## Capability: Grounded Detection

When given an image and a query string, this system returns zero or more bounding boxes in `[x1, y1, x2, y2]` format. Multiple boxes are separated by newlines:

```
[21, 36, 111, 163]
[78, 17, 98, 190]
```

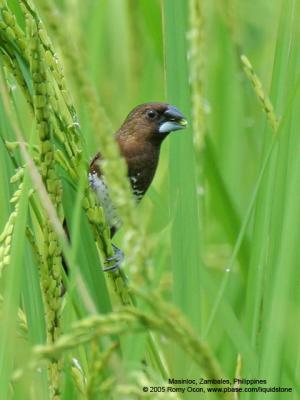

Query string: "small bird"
[89, 102, 187, 271]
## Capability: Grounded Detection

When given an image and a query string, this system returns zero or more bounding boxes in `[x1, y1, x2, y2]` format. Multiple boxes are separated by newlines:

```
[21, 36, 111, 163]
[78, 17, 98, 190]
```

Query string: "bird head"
[117, 102, 188, 144]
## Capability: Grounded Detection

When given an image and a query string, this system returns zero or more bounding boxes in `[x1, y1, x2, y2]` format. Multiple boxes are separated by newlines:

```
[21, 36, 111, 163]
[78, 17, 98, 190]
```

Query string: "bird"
[88, 102, 188, 271]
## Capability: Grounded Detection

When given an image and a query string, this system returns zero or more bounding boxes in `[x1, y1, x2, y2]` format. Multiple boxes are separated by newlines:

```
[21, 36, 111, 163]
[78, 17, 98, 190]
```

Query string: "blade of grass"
[0, 168, 30, 400]
[257, 3, 300, 395]
[162, 0, 202, 333]
[243, 0, 296, 359]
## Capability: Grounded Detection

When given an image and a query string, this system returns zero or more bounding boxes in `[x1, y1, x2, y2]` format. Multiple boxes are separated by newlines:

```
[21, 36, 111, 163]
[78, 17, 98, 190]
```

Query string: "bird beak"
[158, 105, 188, 133]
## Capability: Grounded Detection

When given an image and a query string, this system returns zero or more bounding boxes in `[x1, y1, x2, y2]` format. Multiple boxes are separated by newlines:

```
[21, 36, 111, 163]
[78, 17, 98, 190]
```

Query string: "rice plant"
[0, 0, 299, 399]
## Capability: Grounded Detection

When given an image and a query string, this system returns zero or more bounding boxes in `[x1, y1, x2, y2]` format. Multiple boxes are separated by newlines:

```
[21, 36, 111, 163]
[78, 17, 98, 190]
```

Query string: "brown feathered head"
[116, 102, 188, 143]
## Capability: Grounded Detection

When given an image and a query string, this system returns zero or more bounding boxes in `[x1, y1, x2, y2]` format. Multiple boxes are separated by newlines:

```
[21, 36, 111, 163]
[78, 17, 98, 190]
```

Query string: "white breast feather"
[89, 172, 121, 229]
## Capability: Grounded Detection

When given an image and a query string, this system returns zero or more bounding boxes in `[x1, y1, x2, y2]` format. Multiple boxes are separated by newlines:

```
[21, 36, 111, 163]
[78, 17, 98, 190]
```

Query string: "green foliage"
[0, 0, 300, 399]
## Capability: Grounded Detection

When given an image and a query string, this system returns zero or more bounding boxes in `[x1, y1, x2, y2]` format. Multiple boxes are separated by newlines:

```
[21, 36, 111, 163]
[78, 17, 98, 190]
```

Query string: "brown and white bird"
[89, 102, 187, 270]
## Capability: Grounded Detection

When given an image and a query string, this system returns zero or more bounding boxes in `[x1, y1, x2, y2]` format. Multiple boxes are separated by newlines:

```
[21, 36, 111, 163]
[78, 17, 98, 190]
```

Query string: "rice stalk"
[188, 0, 207, 150]
[241, 54, 279, 132]
[25, 7, 64, 397]
[0, 179, 23, 275]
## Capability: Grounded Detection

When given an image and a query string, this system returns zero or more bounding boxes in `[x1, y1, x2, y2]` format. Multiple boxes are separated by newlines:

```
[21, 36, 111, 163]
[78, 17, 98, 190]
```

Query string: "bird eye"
[146, 110, 158, 120]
